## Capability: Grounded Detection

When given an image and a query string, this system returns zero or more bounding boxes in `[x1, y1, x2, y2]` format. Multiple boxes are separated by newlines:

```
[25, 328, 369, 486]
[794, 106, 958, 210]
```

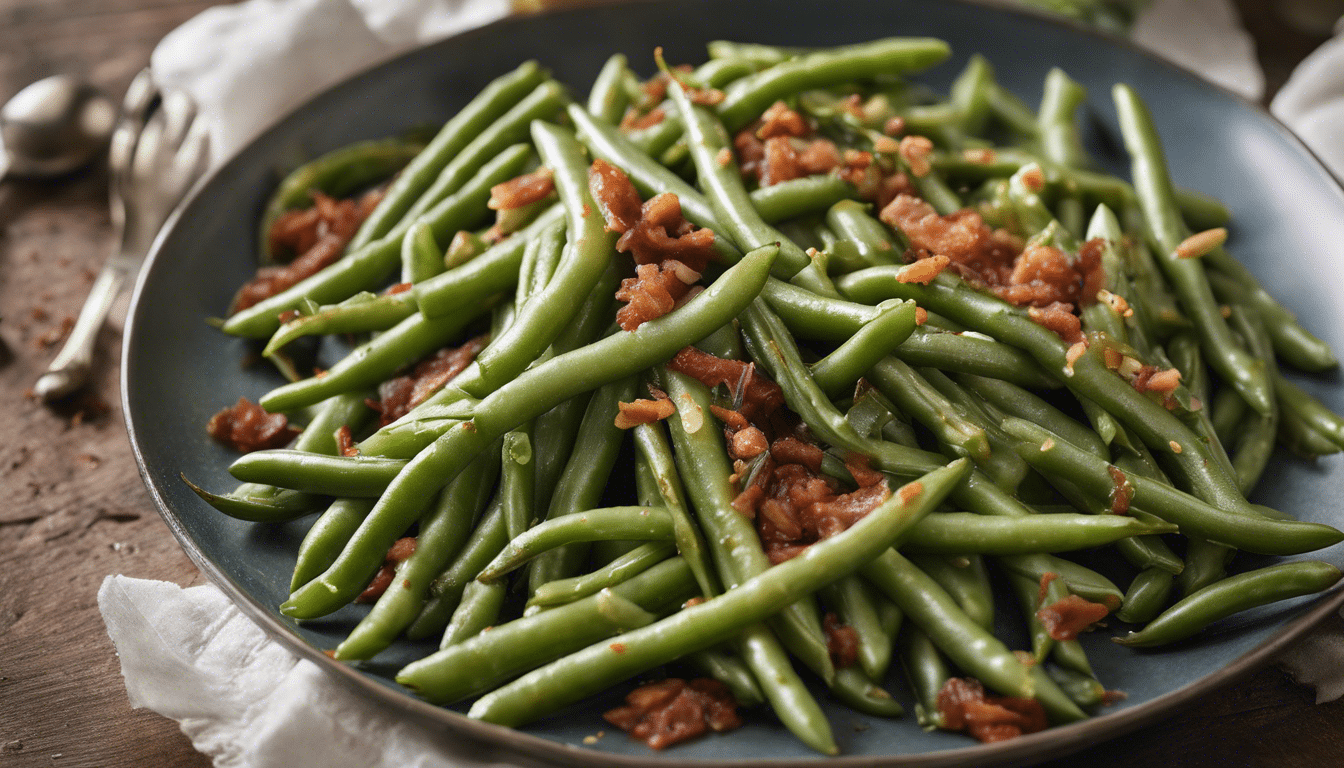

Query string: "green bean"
[808, 299, 918, 398]
[263, 293, 417, 356]
[350, 62, 548, 249]
[1037, 68, 1089, 169]
[1203, 256, 1337, 372]
[261, 134, 430, 261]
[907, 554, 994, 632]
[999, 553, 1125, 611]
[399, 558, 698, 704]
[1178, 537, 1234, 596]
[825, 200, 899, 268]
[831, 667, 905, 718]
[587, 53, 631, 125]
[415, 204, 563, 319]
[1116, 561, 1342, 647]
[334, 450, 498, 660]
[461, 122, 617, 397]
[1114, 84, 1272, 416]
[1007, 570, 1059, 664]
[950, 54, 994, 136]
[662, 370, 837, 685]
[917, 368, 1030, 491]
[400, 219, 443, 284]
[631, 422, 720, 594]
[955, 372, 1107, 459]
[1276, 374, 1344, 452]
[899, 625, 951, 731]
[228, 451, 405, 497]
[706, 40, 807, 66]
[716, 37, 951, 131]
[667, 74, 834, 295]
[903, 512, 1176, 555]
[182, 476, 321, 524]
[820, 575, 894, 681]
[987, 82, 1041, 136]
[467, 459, 968, 732]
[259, 302, 489, 414]
[1003, 418, 1344, 555]
[528, 541, 676, 608]
[1279, 399, 1344, 458]
[406, 497, 509, 639]
[1117, 567, 1176, 625]
[863, 548, 1034, 699]
[1223, 305, 1280, 493]
[867, 357, 991, 461]
[439, 580, 507, 649]
[749, 175, 857, 224]
[478, 506, 672, 582]
[499, 427, 536, 543]
[223, 143, 536, 339]
[291, 498, 375, 592]
[682, 647, 765, 708]
[528, 375, 635, 593]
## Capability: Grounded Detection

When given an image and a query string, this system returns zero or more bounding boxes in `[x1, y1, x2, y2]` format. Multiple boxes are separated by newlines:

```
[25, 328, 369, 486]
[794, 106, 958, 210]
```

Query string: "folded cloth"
[98, 575, 553, 768]
[1273, 29, 1344, 177]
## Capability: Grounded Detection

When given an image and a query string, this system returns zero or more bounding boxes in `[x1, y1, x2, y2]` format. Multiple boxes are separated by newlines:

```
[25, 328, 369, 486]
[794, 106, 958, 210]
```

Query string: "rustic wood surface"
[0, 2, 1341, 767]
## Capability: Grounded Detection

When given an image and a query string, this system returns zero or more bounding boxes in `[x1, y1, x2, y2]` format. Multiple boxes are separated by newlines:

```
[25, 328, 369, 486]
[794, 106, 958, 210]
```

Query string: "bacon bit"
[1220, 304, 1232, 319]
[336, 425, 358, 457]
[669, 348, 785, 422]
[240, 190, 381, 312]
[621, 106, 667, 131]
[385, 282, 413, 296]
[896, 254, 950, 284]
[278, 309, 301, 324]
[1169, 440, 1183, 454]
[914, 307, 928, 326]
[729, 426, 770, 459]
[823, 613, 860, 669]
[616, 263, 692, 331]
[898, 135, 934, 177]
[1175, 227, 1227, 259]
[1101, 689, 1129, 705]
[1020, 165, 1046, 192]
[603, 678, 742, 750]
[1013, 650, 1038, 667]
[1098, 289, 1133, 318]
[488, 167, 554, 210]
[1063, 339, 1088, 369]
[610, 643, 628, 654]
[872, 135, 901, 154]
[1103, 347, 1124, 370]
[313, 368, 328, 379]
[757, 101, 811, 139]
[207, 397, 300, 453]
[710, 404, 750, 431]
[883, 116, 907, 136]
[1030, 303, 1085, 345]
[770, 436, 824, 472]
[615, 397, 677, 429]
[1145, 367, 1183, 393]
[897, 480, 924, 505]
[1107, 466, 1134, 514]
[1037, 594, 1111, 641]
[936, 678, 1047, 743]
[963, 147, 997, 165]
[844, 452, 886, 488]
[373, 335, 486, 426]
[1037, 572, 1059, 605]
[356, 536, 418, 603]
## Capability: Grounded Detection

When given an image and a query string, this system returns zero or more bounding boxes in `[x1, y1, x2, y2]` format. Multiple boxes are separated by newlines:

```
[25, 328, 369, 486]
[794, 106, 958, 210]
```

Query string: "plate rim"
[121, 1, 1344, 765]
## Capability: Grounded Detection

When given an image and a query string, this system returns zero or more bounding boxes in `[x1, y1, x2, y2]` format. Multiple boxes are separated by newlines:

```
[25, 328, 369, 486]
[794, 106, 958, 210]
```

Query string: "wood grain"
[0, 2, 1340, 767]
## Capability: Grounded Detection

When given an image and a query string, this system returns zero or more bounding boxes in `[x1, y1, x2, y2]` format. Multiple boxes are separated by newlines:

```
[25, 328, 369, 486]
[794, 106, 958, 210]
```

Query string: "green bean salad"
[192, 37, 1344, 754]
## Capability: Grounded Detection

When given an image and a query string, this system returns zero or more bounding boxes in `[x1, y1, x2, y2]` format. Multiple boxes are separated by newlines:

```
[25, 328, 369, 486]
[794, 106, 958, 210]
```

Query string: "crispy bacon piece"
[356, 537, 417, 603]
[668, 347, 785, 422]
[603, 678, 742, 750]
[1037, 594, 1111, 641]
[621, 106, 667, 131]
[615, 397, 677, 429]
[238, 190, 382, 312]
[823, 612, 860, 669]
[335, 424, 358, 457]
[488, 167, 554, 210]
[756, 101, 810, 139]
[207, 397, 299, 453]
[936, 677, 1048, 743]
[1107, 466, 1134, 514]
[1027, 302, 1084, 344]
[372, 335, 486, 426]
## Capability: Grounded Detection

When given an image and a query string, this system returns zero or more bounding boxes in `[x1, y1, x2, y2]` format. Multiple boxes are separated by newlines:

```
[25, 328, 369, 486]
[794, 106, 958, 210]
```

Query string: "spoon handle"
[33, 255, 133, 402]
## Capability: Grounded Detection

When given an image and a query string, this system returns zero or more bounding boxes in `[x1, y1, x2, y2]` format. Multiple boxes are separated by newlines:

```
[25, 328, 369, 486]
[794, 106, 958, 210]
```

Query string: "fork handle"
[33, 256, 132, 402]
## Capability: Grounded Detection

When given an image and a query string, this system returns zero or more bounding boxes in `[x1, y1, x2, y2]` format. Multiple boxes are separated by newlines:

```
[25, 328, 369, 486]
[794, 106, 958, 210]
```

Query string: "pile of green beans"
[192, 39, 1344, 755]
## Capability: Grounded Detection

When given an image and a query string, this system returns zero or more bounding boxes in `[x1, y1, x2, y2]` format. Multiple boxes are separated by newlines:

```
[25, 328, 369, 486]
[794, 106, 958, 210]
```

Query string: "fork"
[34, 68, 210, 402]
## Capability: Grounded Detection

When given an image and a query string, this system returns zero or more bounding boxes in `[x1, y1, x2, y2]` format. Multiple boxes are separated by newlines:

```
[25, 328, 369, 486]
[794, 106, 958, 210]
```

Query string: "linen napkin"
[102, 0, 1344, 766]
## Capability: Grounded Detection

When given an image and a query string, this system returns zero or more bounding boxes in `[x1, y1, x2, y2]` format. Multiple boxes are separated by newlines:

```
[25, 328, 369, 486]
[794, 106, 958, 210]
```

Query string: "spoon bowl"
[0, 74, 117, 180]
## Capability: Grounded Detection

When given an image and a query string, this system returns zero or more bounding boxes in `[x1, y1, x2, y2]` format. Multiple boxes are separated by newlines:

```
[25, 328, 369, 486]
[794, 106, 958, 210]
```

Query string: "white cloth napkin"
[101, 1, 1344, 766]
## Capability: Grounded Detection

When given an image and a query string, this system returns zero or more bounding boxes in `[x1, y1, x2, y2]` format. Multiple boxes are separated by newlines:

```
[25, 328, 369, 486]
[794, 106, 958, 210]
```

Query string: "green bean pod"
[228, 451, 406, 497]
[528, 541, 676, 608]
[478, 506, 672, 582]
[1117, 567, 1176, 625]
[1116, 561, 1341, 647]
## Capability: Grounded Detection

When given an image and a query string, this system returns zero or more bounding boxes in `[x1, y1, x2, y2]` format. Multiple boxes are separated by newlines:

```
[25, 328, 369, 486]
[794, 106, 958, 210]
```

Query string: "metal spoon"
[0, 74, 117, 181]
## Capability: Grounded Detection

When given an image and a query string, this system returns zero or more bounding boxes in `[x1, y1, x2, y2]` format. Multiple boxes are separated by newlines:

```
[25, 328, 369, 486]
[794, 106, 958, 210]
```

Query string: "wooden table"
[1, 2, 1342, 766]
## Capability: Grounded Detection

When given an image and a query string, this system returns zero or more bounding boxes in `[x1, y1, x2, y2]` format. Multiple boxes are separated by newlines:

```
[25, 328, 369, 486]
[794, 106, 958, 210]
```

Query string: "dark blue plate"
[123, 0, 1344, 764]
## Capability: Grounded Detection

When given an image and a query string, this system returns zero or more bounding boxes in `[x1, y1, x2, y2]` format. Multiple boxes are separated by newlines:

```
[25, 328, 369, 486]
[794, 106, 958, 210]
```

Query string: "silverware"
[0, 74, 116, 181]
[34, 69, 210, 402]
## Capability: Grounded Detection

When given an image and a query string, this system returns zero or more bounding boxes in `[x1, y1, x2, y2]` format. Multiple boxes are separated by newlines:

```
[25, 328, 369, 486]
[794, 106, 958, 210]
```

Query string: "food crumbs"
[1169, 440, 1182, 454]
[716, 147, 732, 167]
[610, 642, 628, 654]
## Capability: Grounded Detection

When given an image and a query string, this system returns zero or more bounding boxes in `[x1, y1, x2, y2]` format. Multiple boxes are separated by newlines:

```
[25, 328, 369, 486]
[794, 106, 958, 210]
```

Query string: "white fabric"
[99, 576, 549, 768]
[102, 1, 1344, 766]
